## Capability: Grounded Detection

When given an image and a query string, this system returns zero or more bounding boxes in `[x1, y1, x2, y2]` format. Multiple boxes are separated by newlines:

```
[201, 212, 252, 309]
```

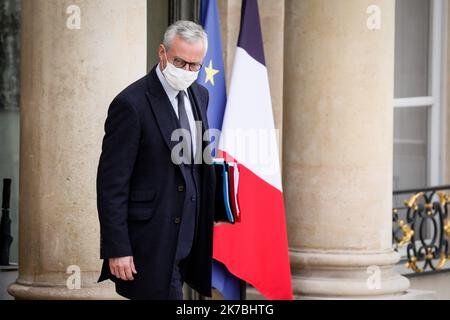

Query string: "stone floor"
[2, 269, 446, 300]
[0, 266, 17, 300]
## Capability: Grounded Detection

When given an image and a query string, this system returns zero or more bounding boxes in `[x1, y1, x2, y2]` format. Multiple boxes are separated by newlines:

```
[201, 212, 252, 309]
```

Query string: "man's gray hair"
[163, 20, 208, 56]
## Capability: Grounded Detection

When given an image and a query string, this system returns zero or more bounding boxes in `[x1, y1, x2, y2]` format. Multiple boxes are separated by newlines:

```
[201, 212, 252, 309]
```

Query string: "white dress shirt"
[156, 63, 198, 157]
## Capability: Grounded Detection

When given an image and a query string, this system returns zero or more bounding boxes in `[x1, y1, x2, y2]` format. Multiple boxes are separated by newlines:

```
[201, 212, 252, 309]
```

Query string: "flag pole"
[240, 279, 247, 300]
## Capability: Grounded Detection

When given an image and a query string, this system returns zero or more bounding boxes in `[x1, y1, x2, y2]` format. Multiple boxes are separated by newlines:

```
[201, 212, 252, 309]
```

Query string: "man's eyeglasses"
[172, 57, 203, 72]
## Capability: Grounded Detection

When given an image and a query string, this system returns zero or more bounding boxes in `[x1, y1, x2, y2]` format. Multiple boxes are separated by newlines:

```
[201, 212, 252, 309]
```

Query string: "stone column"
[446, 1, 450, 184]
[283, 0, 412, 299]
[8, 0, 147, 299]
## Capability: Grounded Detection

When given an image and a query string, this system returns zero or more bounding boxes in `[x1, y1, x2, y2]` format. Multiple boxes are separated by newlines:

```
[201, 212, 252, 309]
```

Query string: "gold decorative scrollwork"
[436, 253, 449, 270]
[404, 192, 424, 209]
[405, 257, 423, 273]
[445, 220, 450, 238]
[397, 220, 414, 247]
[394, 188, 450, 273]
[437, 192, 449, 206]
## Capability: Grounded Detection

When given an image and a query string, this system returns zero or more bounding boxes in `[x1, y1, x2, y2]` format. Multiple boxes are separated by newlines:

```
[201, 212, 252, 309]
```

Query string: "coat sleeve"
[96, 96, 141, 259]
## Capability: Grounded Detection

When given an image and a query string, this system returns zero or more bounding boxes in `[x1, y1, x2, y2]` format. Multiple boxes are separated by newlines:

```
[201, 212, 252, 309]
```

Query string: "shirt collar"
[156, 63, 189, 102]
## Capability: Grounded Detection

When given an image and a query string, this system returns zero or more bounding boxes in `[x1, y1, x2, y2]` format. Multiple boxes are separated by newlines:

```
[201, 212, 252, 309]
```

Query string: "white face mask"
[162, 50, 199, 91]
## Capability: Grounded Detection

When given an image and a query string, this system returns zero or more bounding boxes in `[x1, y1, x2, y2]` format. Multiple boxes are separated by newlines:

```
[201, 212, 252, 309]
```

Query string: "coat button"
[178, 185, 185, 192]
[191, 195, 197, 202]
[174, 217, 181, 224]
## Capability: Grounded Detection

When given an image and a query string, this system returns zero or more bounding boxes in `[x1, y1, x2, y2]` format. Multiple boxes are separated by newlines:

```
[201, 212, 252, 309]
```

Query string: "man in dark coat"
[96, 20, 216, 300]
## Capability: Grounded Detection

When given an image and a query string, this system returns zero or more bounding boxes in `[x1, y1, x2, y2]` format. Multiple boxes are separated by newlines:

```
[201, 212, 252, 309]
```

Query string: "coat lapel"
[188, 84, 211, 155]
[145, 67, 180, 153]
[188, 84, 209, 133]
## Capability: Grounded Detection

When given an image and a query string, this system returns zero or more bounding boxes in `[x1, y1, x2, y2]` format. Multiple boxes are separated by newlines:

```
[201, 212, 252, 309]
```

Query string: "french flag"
[214, 0, 293, 300]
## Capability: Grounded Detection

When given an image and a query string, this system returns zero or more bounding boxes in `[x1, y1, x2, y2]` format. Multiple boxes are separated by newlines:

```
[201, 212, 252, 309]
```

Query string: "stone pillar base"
[296, 290, 435, 300]
[8, 280, 123, 300]
[290, 249, 412, 299]
[246, 288, 435, 300]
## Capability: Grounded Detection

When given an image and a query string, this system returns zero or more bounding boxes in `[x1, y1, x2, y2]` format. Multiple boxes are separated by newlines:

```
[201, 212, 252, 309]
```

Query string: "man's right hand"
[109, 256, 137, 281]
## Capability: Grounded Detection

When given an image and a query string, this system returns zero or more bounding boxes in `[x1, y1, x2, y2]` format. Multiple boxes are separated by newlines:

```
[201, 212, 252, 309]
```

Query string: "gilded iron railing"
[393, 185, 450, 273]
